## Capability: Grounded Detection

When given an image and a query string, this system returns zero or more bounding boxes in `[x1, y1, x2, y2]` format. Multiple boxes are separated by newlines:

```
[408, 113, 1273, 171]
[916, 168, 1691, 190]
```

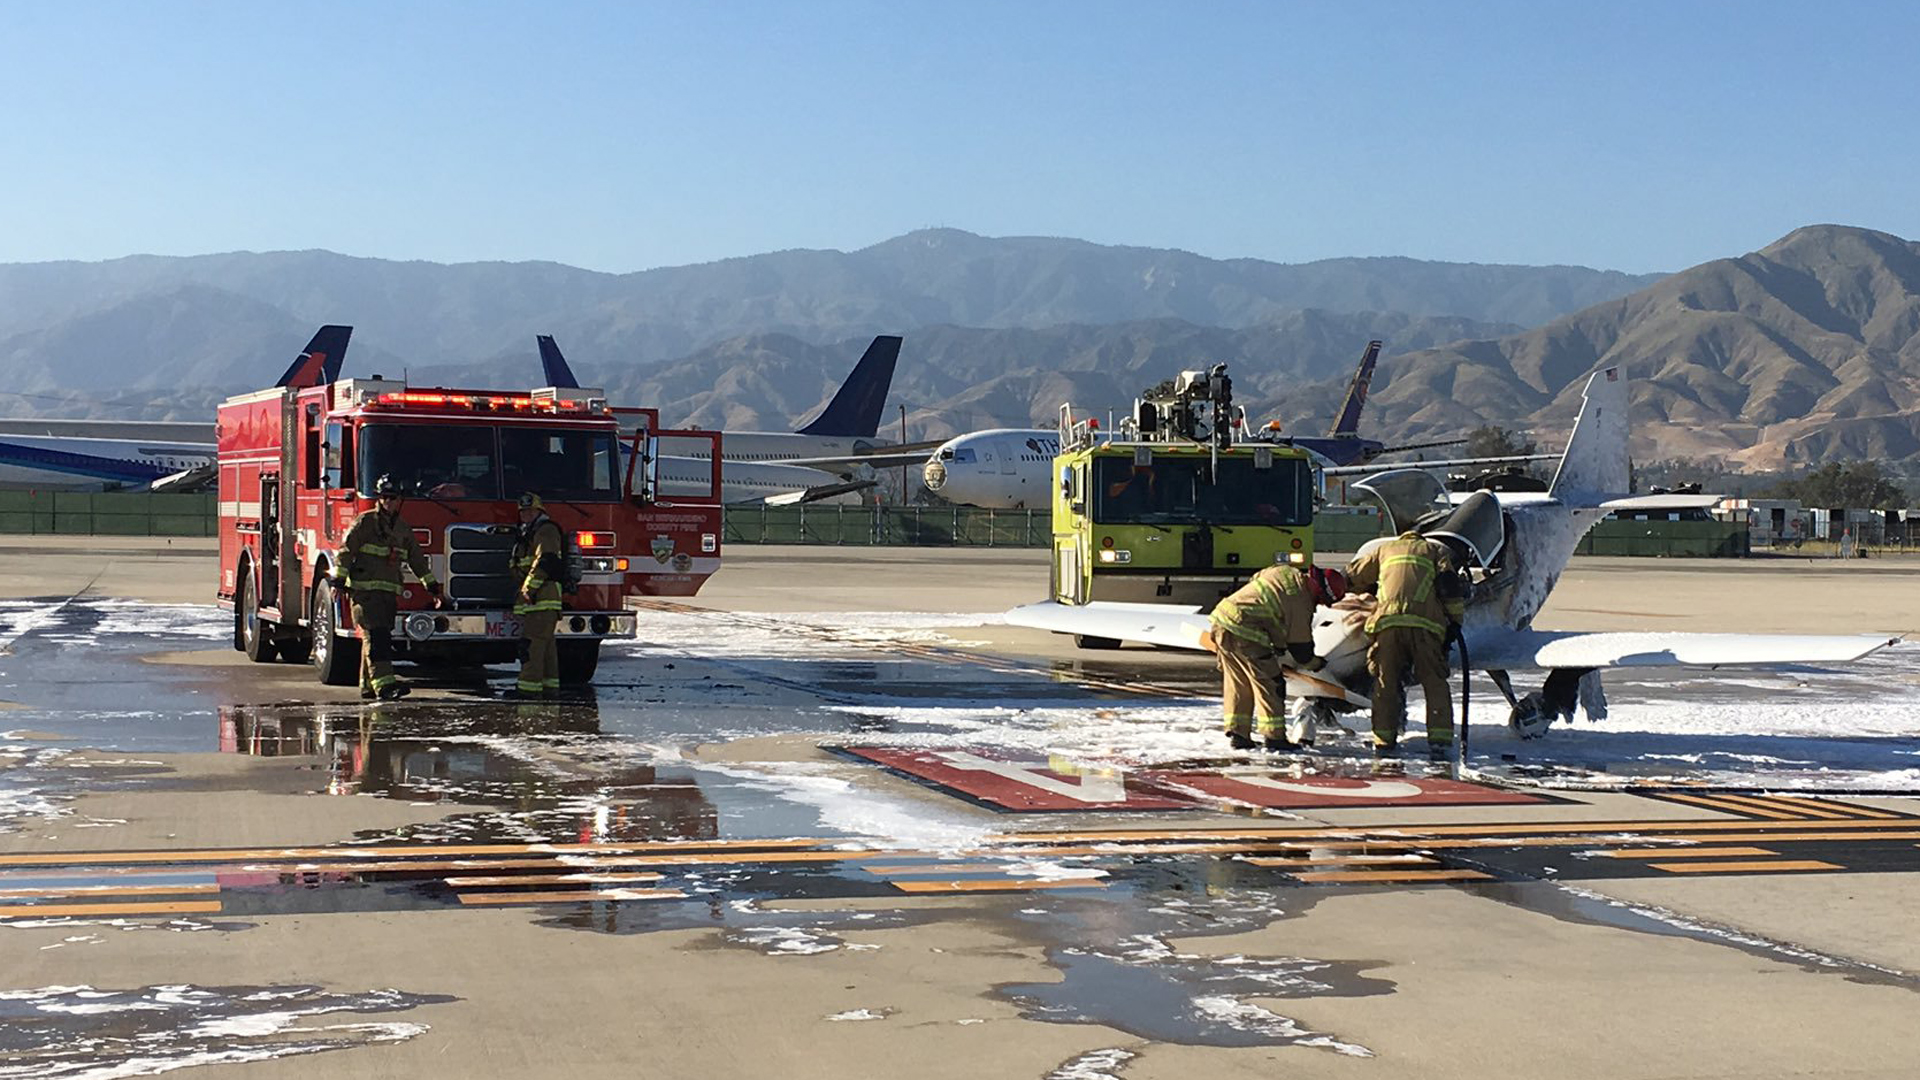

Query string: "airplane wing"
[779, 441, 948, 470]
[1321, 452, 1558, 477]
[759, 479, 878, 506]
[1004, 600, 1369, 705]
[1467, 628, 1899, 670]
[149, 463, 217, 493]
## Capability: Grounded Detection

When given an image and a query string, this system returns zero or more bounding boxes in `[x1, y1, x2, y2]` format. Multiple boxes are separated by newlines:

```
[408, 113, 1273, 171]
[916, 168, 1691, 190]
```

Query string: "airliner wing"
[759, 479, 877, 506]
[781, 442, 947, 470]
[1321, 452, 1559, 477]
[1468, 629, 1899, 670]
[150, 463, 217, 493]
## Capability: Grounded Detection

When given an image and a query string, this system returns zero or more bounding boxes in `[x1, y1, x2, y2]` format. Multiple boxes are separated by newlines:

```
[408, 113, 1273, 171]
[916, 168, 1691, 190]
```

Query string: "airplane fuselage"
[0, 435, 216, 491]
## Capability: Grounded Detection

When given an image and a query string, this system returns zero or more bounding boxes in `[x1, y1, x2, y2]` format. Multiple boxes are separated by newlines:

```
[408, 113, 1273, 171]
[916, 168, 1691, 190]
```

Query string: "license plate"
[485, 613, 523, 639]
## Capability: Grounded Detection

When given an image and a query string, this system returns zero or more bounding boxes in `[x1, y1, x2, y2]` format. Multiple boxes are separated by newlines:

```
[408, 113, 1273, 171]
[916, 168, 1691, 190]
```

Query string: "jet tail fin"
[1327, 340, 1382, 437]
[795, 335, 903, 437]
[274, 325, 353, 388]
[537, 335, 581, 389]
[1547, 366, 1630, 506]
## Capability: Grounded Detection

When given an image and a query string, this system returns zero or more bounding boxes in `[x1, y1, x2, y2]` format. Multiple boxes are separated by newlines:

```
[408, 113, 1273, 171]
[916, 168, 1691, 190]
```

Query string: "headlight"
[1285, 551, 1308, 565]
[1097, 549, 1133, 564]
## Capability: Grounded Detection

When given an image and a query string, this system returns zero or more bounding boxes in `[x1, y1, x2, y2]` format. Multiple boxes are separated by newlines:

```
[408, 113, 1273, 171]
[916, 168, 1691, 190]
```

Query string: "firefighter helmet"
[517, 492, 544, 512]
[373, 474, 402, 497]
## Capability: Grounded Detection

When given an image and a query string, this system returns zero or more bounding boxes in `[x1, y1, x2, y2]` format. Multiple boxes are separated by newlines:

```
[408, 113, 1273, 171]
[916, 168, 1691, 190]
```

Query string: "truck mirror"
[1058, 465, 1073, 497]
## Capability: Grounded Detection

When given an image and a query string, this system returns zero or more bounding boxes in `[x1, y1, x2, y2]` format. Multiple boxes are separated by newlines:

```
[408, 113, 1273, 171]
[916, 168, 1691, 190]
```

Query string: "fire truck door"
[280, 397, 304, 616]
[258, 475, 280, 608]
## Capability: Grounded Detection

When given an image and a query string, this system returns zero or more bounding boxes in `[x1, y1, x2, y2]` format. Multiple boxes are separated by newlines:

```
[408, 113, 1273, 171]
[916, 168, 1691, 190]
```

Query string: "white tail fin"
[1548, 367, 1629, 506]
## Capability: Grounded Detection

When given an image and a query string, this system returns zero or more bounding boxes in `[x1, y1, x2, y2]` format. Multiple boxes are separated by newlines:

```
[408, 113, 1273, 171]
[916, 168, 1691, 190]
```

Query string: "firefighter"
[1208, 564, 1342, 751]
[509, 492, 566, 698]
[1345, 530, 1468, 758]
[335, 475, 441, 701]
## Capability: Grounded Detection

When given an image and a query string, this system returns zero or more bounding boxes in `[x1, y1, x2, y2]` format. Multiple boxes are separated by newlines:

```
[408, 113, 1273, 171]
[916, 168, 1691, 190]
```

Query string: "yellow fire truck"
[1049, 364, 1317, 646]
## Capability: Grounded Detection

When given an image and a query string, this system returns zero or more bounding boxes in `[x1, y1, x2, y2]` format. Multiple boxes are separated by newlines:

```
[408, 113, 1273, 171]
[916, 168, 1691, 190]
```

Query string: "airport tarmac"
[2, 540, 1919, 1078]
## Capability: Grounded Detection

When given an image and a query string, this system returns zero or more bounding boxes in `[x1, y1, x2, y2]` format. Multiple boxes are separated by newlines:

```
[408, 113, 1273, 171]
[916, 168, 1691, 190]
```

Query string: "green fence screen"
[0, 493, 1751, 556]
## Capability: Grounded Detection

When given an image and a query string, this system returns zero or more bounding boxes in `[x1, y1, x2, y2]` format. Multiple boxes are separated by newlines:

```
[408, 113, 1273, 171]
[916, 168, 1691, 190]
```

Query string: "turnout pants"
[517, 610, 560, 695]
[351, 593, 399, 695]
[1367, 625, 1453, 747]
[1216, 632, 1286, 738]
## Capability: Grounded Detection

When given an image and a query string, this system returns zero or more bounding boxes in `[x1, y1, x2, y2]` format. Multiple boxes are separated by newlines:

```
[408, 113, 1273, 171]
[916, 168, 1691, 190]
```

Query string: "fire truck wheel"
[240, 570, 278, 663]
[309, 579, 361, 687]
[1073, 634, 1123, 650]
[557, 640, 601, 685]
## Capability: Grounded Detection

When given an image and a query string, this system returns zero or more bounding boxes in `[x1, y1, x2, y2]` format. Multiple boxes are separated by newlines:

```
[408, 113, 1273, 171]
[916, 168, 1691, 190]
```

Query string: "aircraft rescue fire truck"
[215, 326, 723, 687]
[1050, 363, 1317, 647]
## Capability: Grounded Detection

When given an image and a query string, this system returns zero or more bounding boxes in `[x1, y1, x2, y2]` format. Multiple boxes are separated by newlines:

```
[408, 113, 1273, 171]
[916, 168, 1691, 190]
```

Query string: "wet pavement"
[5, 589, 1920, 1076]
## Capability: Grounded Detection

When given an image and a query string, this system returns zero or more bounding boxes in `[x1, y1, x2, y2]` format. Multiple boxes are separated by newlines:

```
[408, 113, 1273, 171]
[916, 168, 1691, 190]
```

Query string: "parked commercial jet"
[539, 334, 932, 505]
[0, 434, 217, 491]
[922, 341, 1525, 509]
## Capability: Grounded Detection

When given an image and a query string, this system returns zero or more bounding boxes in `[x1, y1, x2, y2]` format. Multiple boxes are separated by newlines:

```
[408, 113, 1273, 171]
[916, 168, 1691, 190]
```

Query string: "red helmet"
[1308, 566, 1348, 605]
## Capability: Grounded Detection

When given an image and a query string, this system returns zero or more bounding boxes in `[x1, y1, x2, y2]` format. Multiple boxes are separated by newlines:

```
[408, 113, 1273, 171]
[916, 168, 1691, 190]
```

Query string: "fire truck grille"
[445, 524, 519, 608]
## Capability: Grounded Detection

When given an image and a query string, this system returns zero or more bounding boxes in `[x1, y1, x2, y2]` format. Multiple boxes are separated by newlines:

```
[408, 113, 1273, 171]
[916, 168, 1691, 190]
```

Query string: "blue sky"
[2, 1, 1912, 274]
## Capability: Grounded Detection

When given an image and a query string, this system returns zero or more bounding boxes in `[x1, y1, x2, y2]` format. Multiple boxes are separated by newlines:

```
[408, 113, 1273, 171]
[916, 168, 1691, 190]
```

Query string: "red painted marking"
[1158, 772, 1546, 809]
[841, 748, 1191, 813]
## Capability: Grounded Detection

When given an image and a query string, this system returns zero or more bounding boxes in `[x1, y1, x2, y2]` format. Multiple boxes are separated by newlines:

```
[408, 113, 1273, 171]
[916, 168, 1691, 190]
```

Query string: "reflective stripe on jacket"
[340, 509, 436, 594]
[1209, 565, 1315, 651]
[511, 518, 565, 615]
[1346, 531, 1462, 637]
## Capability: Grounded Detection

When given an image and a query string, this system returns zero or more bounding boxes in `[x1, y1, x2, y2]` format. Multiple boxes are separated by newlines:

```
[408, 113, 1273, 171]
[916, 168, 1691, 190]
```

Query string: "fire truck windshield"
[500, 428, 620, 502]
[1092, 455, 1312, 527]
[357, 424, 620, 502]
[359, 424, 501, 500]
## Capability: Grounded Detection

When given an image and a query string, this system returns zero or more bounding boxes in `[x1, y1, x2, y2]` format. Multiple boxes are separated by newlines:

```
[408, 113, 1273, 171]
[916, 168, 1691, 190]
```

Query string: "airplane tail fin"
[537, 335, 581, 389]
[274, 325, 352, 388]
[1327, 340, 1382, 437]
[1547, 366, 1630, 506]
[795, 335, 902, 437]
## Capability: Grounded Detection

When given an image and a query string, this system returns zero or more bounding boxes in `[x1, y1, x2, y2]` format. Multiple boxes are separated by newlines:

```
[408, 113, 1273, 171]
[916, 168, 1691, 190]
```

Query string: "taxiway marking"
[1604, 847, 1778, 859]
[0, 899, 223, 919]
[457, 888, 684, 906]
[1646, 859, 1842, 875]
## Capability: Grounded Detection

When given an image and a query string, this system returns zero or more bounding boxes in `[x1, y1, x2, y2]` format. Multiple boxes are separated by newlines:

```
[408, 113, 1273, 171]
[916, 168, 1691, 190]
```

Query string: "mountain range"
[5, 225, 1920, 470]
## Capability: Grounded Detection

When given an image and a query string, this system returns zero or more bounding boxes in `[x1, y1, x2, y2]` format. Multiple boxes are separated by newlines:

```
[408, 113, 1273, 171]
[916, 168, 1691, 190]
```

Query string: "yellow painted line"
[443, 872, 666, 888]
[891, 878, 1106, 894]
[457, 888, 683, 905]
[1243, 855, 1437, 868]
[0, 837, 833, 869]
[1707, 794, 1852, 820]
[1656, 793, 1804, 819]
[996, 815, 1920, 846]
[1290, 868, 1492, 884]
[1647, 859, 1842, 875]
[0, 883, 221, 900]
[1605, 847, 1778, 859]
[1757, 795, 1903, 820]
[0, 900, 223, 919]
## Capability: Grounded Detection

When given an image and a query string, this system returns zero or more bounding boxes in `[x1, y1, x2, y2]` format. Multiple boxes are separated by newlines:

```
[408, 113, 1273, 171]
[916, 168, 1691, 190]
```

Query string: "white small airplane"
[1007, 366, 1897, 742]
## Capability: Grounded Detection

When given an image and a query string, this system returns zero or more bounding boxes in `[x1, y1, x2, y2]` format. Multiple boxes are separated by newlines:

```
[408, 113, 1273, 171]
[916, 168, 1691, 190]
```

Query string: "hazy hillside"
[584, 311, 1517, 438]
[1359, 225, 1920, 467]
[0, 230, 1655, 416]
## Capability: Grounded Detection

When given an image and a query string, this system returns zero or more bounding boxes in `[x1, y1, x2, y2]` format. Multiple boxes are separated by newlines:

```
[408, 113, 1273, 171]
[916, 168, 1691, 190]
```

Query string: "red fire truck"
[215, 326, 723, 687]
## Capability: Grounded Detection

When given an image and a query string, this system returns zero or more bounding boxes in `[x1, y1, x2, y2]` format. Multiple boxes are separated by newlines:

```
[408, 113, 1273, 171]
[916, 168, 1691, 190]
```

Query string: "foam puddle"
[0, 984, 453, 1078]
